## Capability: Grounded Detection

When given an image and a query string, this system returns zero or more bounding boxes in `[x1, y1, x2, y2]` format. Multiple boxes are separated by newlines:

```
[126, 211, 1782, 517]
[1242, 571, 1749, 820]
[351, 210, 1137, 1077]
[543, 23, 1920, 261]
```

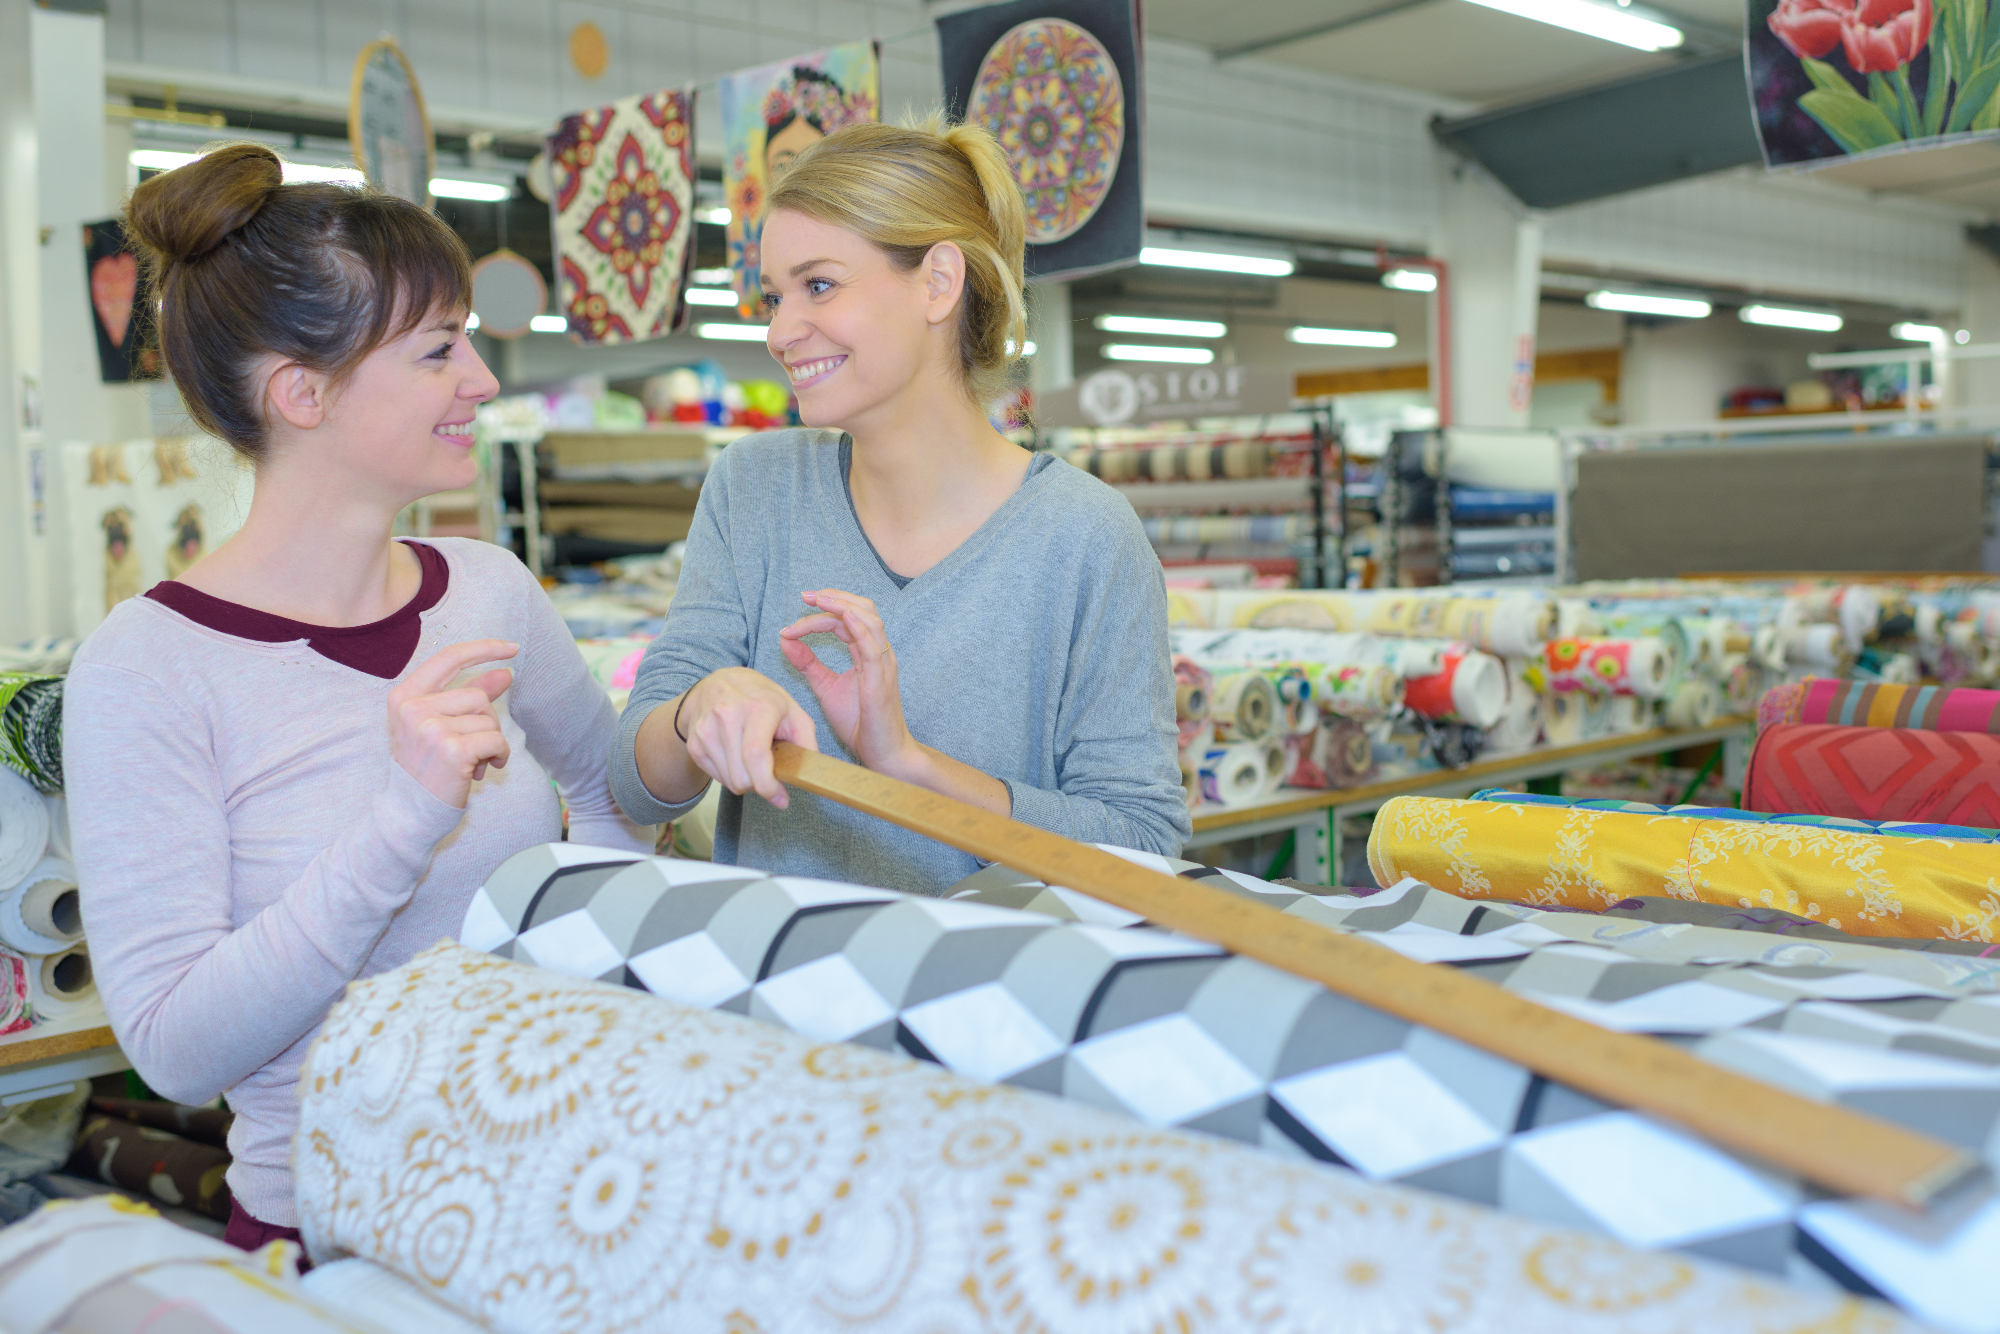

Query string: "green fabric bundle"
[0, 675, 62, 794]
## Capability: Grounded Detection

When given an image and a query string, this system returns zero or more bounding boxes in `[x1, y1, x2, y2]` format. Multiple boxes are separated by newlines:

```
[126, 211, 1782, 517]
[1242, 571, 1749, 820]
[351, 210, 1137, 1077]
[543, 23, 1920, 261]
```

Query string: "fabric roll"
[297, 938, 1913, 1334]
[1785, 623, 1854, 674]
[0, 857, 80, 955]
[0, 674, 63, 794]
[41, 795, 70, 863]
[1169, 655, 1211, 750]
[1196, 743, 1267, 806]
[460, 846, 1990, 1323]
[1260, 738, 1289, 793]
[1543, 690, 1589, 746]
[1207, 589, 1553, 657]
[0, 767, 49, 893]
[1484, 656, 1543, 753]
[1541, 636, 1674, 698]
[1718, 652, 1761, 712]
[1402, 645, 1507, 728]
[0, 945, 28, 1036]
[68, 1113, 233, 1222]
[1470, 787, 2000, 844]
[29, 943, 92, 1020]
[1607, 694, 1654, 735]
[1317, 661, 1402, 719]
[1592, 614, 1690, 688]
[1262, 665, 1317, 736]
[88, 1098, 234, 1151]
[1369, 794, 2000, 939]
[0, 1197, 363, 1334]
[1774, 677, 2000, 733]
[300, 1259, 493, 1334]
[1207, 669, 1278, 743]
[1746, 722, 2000, 828]
[1662, 678, 1719, 730]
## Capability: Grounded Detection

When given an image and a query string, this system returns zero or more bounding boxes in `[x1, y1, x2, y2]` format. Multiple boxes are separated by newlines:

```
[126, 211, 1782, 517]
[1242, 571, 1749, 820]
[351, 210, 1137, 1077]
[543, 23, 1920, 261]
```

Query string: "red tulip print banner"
[1751, 0, 2000, 164]
[82, 219, 160, 384]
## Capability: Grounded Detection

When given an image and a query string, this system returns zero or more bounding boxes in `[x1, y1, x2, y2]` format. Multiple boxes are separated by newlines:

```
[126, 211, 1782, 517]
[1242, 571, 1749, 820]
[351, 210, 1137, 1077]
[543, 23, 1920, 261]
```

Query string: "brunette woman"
[62, 144, 651, 1250]
[614, 118, 1190, 894]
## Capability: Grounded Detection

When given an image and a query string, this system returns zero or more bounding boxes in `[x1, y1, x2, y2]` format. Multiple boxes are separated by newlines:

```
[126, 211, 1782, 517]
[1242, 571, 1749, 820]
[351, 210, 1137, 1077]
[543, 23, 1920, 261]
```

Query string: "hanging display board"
[347, 38, 434, 206]
[718, 44, 880, 318]
[547, 90, 697, 346]
[1037, 365, 1294, 427]
[1750, 0, 2000, 165]
[80, 218, 158, 384]
[938, 0, 1143, 281]
[468, 250, 546, 340]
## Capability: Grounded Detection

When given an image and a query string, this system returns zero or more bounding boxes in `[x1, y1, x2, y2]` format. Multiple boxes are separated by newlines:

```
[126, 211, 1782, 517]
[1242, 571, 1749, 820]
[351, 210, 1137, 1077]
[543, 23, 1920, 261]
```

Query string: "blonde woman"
[614, 118, 1190, 895]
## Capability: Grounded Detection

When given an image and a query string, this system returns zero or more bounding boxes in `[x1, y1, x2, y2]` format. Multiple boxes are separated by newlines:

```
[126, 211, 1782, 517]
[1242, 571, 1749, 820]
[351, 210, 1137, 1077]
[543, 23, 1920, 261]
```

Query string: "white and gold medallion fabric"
[294, 941, 1919, 1334]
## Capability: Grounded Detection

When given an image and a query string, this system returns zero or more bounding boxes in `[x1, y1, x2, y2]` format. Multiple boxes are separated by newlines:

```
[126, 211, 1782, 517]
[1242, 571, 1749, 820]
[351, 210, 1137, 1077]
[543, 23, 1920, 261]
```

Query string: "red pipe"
[1377, 246, 1452, 428]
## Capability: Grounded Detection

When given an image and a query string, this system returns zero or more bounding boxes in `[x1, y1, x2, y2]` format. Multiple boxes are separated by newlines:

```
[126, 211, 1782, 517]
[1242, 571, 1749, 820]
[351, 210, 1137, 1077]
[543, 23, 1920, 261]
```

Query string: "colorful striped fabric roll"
[1760, 676, 2000, 733]
[1467, 787, 2000, 843]
[1746, 722, 2000, 827]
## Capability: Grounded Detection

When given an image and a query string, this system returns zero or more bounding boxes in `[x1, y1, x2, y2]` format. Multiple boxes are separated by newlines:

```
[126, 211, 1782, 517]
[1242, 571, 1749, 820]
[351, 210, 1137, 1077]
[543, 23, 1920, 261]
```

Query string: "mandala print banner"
[718, 45, 879, 318]
[548, 90, 695, 346]
[940, 0, 1144, 281]
[296, 936, 1920, 1334]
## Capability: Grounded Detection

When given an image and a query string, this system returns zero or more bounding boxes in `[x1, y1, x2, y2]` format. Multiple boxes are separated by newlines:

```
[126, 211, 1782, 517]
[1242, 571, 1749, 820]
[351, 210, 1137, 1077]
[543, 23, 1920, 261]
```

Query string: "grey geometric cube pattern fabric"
[462, 844, 2000, 1334]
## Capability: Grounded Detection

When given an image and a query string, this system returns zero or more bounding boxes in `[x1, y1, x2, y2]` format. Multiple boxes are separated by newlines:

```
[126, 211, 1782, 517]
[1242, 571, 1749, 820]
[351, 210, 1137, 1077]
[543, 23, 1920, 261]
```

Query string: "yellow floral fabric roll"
[1369, 795, 2000, 939]
[292, 942, 1917, 1334]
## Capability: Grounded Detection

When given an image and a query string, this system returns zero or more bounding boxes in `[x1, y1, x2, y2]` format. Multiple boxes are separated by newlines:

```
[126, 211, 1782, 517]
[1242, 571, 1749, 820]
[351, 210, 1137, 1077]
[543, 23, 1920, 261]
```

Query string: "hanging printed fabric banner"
[548, 89, 697, 346]
[81, 219, 159, 384]
[1750, 0, 1994, 164]
[718, 44, 881, 317]
[938, 0, 1143, 281]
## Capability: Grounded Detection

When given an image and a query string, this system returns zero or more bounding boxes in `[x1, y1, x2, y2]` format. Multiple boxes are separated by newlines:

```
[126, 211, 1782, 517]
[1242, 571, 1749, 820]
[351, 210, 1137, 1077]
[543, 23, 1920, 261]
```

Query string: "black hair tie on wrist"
[673, 690, 693, 743]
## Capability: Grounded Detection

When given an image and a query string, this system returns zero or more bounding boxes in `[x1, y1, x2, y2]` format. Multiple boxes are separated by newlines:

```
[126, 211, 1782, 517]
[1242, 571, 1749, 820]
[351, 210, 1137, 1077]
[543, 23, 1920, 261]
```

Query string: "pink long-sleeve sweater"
[61, 537, 651, 1226]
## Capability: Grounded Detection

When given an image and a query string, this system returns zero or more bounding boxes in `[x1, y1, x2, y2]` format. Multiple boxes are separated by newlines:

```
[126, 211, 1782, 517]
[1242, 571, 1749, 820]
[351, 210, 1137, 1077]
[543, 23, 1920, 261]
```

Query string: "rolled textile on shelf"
[0, 856, 80, 954]
[1260, 738, 1289, 793]
[0, 767, 49, 892]
[1263, 665, 1317, 735]
[1541, 636, 1675, 698]
[1543, 690, 1589, 746]
[295, 939, 1912, 1334]
[42, 794, 70, 863]
[1485, 656, 1543, 753]
[1206, 589, 1553, 656]
[1785, 623, 1854, 674]
[1175, 754, 1200, 808]
[1746, 722, 2000, 827]
[29, 942, 92, 1019]
[1172, 626, 1445, 679]
[1768, 677, 2000, 733]
[1606, 694, 1655, 735]
[1401, 645, 1508, 728]
[1662, 677, 1720, 731]
[1718, 652, 1761, 712]
[1196, 742, 1268, 807]
[67, 1112, 233, 1222]
[1208, 669, 1278, 743]
[1317, 661, 1403, 719]
[1368, 794, 2000, 939]
[0, 945, 28, 1036]
[1469, 786, 2000, 843]
[1592, 614, 1690, 684]
[1169, 655, 1211, 749]
[299, 1259, 494, 1334]
[1142, 513, 1307, 546]
[0, 673, 63, 793]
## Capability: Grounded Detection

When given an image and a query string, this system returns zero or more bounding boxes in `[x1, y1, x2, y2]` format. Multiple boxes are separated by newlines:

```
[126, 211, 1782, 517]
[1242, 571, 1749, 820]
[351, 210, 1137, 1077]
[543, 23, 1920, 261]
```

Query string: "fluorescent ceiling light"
[1462, 0, 1682, 50]
[697, 207, 732, 226]
[1094, 314, 1227, 338]
[1140, 246, 1293, 278]
[692, 266, 733, 285]
[131, 149, 198, 171]
[1382, 268, 1437, 292]
[1891, 321, 1947, 343]
[430, 177, 511, 202]
[1739, 304, 1843, 332]
[1587, 290, 1711, 318]
[1958, 328, 1972, 344]
[697, 323, 771, 341]
[282, 163, 365, 185]
[529, 315, 568, 334]
[129, 149, 366, 186]
[685, 287, 740, 306]
[1104, 344, 1208, 366]
[465, 312, 481, 331]
[1004, 340, 1039, 356]
[1287, 326, 1398, 348]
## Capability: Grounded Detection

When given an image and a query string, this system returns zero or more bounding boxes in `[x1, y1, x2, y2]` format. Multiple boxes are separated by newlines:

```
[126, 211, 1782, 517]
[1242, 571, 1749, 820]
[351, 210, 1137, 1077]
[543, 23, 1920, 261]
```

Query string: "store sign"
[1039, 366, 1294, 427]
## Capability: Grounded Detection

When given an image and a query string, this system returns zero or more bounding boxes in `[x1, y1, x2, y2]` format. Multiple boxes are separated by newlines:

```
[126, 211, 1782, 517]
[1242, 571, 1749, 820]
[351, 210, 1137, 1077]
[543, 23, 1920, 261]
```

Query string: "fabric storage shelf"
[0, 1007, 125, 1104]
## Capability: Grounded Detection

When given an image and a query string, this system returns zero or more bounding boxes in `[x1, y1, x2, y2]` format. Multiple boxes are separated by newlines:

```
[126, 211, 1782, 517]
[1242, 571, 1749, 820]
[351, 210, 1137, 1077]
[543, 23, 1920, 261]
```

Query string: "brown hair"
[766, 115, 1027, 405]
[124, 142, 473, 463]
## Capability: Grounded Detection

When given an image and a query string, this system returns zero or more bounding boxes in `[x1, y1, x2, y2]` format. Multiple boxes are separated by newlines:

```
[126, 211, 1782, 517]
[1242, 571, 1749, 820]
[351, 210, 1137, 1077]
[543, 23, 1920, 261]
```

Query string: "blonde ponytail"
[767, 113, 1028, 404]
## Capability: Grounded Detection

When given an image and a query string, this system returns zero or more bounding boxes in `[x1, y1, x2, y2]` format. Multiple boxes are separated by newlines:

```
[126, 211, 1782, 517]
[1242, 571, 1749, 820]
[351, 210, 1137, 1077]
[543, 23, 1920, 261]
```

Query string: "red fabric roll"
[1745, 722, 2000, 826]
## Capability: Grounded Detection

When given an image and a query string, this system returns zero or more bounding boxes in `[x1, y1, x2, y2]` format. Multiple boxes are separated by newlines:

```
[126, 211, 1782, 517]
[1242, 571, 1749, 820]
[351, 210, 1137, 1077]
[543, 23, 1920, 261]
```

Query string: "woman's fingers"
[775, 701, 820, 753]
[396, 639, 517, 701]
[410, 684, 507, 719]
[780, 634, 842, 696]
[737, 704, 788, 809]
[780, 613, 844, 639]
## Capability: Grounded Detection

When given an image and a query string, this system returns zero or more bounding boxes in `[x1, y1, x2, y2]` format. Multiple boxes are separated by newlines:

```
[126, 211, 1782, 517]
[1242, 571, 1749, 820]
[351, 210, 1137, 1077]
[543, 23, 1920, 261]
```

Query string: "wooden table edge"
[0, 1023, 118, 1070]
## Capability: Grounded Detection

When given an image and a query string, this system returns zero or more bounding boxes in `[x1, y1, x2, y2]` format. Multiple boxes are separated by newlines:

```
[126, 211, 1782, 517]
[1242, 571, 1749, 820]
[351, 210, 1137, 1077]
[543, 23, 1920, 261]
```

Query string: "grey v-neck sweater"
[609, 429, 1191, 894]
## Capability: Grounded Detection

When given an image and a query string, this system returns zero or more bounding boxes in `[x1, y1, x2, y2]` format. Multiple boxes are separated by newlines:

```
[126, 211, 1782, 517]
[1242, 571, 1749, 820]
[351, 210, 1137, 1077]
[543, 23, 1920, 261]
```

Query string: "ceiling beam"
[1216, 0, 1440, 60]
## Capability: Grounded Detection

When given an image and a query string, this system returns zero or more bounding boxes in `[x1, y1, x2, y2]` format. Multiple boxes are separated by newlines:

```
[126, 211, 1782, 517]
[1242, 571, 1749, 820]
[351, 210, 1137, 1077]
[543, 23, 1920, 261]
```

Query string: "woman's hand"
[388, 640, 518, 809]
[779, 589, 921, 778]
[678, 667, 820, 809]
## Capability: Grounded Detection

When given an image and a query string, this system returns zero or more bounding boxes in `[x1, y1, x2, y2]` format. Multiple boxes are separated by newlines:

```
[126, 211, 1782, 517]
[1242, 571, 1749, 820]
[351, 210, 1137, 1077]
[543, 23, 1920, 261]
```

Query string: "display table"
[1187, 714, 1755, 882]
[0, 1007, 126, 1105]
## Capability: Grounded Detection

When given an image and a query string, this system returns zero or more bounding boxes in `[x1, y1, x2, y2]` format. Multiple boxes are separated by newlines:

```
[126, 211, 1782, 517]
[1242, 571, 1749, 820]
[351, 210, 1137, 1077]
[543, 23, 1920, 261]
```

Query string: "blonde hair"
[766, 113, 1027, 404]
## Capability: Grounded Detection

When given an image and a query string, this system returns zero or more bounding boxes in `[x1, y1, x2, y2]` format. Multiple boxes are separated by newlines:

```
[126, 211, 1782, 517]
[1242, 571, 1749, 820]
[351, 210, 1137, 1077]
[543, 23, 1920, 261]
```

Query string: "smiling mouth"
[434, 422, 474, 438]
[786, 355, 845, 387]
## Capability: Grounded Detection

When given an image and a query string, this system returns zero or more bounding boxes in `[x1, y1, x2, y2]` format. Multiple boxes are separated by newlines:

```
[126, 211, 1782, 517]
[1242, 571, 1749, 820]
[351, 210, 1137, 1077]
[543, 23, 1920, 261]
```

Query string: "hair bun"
[126, 142, 285, 264]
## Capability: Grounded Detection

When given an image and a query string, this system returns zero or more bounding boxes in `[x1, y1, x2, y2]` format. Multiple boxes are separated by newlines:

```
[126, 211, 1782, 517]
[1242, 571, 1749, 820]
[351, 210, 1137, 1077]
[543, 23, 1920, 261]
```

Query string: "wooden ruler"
[772, 742, 1977, 1208]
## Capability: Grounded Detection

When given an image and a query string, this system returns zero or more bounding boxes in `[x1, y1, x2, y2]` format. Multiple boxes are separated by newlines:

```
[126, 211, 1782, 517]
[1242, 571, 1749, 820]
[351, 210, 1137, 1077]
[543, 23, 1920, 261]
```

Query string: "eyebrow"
[787, 257, 841, 277]
[425, 317, 464, 334]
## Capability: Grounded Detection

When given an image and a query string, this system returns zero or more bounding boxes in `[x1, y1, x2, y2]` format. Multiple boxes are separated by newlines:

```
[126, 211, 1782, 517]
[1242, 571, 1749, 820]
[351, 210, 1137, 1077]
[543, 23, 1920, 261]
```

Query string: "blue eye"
[761, 291, 780, 310]
[807, 278, 833, 296]
[429, 341, 454, 360]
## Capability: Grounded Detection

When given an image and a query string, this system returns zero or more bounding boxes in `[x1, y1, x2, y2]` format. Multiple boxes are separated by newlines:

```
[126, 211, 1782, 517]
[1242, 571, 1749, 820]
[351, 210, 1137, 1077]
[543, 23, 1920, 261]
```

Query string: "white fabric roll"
[1447, 651, 1508, 728]
[41, 795, 70, 863]
[1543, 691, 1589, 746]
[1606, 695, 1653, 735]
[0, 768, 49, 893]
[1208, 671, 1279, 743]
[300, 1259, 492, 1334]
[28, 942, 92, 1020]
[0, 857, 80, 954]
[1483, 657, 1543, 753]
[1261, 740, 1289, 794]
[1663, 678, 1719, 731]
[1197, 744, 1268, 808]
